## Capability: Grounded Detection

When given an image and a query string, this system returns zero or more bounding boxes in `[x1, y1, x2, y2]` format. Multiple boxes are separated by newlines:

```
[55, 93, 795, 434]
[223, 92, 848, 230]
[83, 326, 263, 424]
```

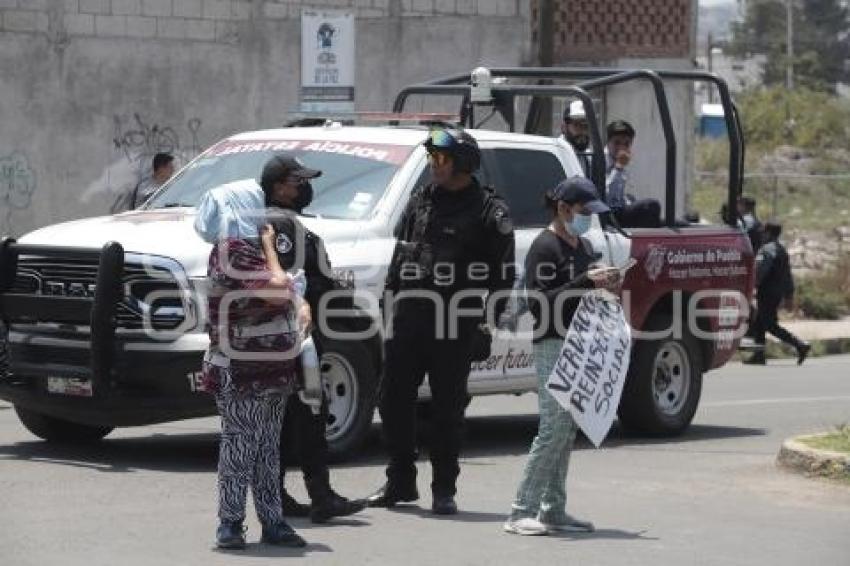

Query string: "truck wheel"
[320, 338, 377, 461]
[618, 314, 703, 435]
[14, 406, 113, 443]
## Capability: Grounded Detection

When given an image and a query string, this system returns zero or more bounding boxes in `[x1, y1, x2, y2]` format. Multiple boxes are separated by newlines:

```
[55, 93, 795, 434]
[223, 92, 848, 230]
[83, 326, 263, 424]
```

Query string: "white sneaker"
[503, 517, 549, 536]
[540, 514, 595, 533]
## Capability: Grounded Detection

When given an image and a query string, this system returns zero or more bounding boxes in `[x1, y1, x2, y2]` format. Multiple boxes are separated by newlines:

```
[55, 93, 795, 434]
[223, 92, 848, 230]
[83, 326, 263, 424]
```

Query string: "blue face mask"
[565, 213, 592, 235]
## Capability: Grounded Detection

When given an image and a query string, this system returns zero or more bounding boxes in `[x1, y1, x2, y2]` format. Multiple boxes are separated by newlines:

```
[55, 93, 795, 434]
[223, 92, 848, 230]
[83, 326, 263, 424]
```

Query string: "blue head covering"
[193, 180, 266, 243]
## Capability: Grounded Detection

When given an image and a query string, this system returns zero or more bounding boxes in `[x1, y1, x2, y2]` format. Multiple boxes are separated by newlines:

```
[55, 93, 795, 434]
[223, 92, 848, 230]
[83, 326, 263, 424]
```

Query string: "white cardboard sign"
[546, 291, 632, 447]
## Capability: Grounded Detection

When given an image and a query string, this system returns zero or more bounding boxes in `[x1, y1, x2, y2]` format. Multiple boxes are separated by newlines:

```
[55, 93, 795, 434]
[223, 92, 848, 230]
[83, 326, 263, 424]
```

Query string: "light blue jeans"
[510, 338, 579, 524]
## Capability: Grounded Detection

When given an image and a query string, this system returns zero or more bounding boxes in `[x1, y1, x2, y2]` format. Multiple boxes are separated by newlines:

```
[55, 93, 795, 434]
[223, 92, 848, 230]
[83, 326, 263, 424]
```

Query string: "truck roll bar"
[393, 83, 605, 190]
[395, 67, 744, 228]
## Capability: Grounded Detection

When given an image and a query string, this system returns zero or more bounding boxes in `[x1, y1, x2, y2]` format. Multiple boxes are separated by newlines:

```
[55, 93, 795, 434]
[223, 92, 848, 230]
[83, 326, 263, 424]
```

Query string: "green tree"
[728, 0, 849, 92]
[736, 86, 850, 149]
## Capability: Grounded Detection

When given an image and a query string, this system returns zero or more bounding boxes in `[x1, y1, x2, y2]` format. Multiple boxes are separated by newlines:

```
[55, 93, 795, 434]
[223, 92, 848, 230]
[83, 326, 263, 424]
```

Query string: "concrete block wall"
[0, 1, 526, 43]
[0, 1, 530, 235]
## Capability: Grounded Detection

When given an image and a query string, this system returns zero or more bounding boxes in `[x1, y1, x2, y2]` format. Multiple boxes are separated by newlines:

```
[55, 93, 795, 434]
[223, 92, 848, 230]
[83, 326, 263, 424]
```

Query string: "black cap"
[259, 153, 321, 190]
[550, 177, 610, 214]
[607, 119, 635, 139]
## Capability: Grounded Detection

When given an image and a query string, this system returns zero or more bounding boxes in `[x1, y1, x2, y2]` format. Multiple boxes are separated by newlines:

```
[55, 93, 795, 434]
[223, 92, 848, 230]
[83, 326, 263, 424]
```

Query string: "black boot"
[310, 491, 367, 524]
[797, 343, 811, 365]
[281, 489, 310, 518]
[215, 520, 246, 550]
[260, 521, 307, 548]
[431, 495, 458, 515]
[365, 482, 419, 508]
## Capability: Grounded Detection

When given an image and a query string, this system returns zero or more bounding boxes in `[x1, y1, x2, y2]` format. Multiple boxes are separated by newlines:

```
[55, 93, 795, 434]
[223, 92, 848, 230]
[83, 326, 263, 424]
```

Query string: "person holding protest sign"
[504, 177, 619, 536]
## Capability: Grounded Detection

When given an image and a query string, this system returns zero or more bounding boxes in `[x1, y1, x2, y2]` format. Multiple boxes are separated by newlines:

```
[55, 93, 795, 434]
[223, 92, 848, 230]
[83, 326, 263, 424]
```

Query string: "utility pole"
[786, 0, 794, 90]
[784, 0, 795, 139]
[537, 0, 555, 133]
[707, 31, 714, 103]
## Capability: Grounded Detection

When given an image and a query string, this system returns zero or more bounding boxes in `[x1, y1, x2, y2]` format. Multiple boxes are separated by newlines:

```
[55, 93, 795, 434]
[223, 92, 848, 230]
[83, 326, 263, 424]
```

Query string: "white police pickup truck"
[0, 68, 753, 458]
[0, 123, 608, 457]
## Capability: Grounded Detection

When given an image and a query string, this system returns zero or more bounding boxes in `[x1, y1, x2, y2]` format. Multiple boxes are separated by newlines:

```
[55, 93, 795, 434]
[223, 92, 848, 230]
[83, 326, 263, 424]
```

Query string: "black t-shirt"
[524, 229, 595, 343]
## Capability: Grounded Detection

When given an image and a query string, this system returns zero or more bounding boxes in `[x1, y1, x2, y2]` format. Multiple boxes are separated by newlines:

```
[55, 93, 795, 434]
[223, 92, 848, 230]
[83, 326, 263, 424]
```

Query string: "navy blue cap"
[550, 177, 610, 214]
[607, 119, 635, 138]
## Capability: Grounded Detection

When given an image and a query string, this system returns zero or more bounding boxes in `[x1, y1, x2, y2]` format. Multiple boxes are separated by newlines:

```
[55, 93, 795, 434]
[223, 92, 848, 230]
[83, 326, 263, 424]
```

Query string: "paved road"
[1, 356, 849, 566]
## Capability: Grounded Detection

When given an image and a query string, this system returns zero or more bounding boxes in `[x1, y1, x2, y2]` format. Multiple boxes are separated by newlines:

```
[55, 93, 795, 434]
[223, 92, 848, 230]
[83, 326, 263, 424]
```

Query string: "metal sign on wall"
[301, 9, 356, 113]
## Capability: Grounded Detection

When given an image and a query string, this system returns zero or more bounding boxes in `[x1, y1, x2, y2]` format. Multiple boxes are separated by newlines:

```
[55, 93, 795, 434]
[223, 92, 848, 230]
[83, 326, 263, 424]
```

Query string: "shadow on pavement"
[459, 413, 767, 459]
[549, 528, 658, 541]
[290, 517, 372, 530]
[0, 414, 766, 473]
[0, 431, 220, 473]
[211, 541, 333, 557]
[381, 504, 507, 524]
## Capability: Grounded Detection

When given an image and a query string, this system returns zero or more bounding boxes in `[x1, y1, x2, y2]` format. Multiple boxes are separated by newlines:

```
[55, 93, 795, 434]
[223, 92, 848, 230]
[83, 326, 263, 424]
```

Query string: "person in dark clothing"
[366, 127, 516, 515]
[744, 220, 810, 365]
[258, 153, 366, 523]
[132, 152, 175, 209]
[604, 120, 661, 228]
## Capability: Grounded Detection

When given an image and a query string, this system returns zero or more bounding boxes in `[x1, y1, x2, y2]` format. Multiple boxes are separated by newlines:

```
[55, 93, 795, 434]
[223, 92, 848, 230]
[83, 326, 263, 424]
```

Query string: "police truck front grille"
[12, 258, 186, 330]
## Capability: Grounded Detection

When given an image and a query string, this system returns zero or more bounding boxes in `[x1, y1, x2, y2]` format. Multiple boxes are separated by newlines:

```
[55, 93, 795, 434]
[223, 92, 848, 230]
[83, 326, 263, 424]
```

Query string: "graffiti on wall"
[82, 113, 204, 213]
[0, 151, 36, 234]
[112, 113, 202, 163]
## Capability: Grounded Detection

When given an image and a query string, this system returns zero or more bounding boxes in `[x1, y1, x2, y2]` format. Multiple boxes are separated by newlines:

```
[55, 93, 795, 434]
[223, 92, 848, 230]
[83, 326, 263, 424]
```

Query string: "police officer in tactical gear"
[743, 220, 811, 366]
[366, 128, 516, 515]
[259, 154, 367, 523]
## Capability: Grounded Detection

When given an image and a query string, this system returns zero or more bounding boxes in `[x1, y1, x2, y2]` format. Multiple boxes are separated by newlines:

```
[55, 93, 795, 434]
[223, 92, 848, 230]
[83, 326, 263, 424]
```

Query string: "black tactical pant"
[752, 294, 804, 350]
[379, 298, 477, 498]
[279, 391, 332, 502]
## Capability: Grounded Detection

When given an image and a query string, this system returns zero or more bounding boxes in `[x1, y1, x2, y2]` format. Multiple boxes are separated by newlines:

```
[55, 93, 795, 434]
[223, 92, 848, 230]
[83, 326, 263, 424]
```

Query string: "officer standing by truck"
[366, 127, 515, 515]
[258, 154, 367, 523]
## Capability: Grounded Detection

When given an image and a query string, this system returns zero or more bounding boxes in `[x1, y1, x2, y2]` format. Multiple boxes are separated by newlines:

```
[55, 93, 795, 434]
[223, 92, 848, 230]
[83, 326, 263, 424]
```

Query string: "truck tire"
[320, 337, 377, 461]
[14, 406, 113, 443]
[618, 314, 703, 435]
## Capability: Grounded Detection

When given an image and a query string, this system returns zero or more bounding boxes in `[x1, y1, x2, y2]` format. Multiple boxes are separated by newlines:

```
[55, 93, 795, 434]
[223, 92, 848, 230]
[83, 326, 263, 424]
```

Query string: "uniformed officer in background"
[744, 220, 811, 366]
[366, 127, 516, 515]
[259, 154, 367, 523]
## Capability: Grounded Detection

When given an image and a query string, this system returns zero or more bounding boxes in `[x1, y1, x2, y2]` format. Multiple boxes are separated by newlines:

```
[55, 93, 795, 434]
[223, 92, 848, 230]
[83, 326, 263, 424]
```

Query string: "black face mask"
[292, 181, 313, 212]
[567, 133, 590, 152]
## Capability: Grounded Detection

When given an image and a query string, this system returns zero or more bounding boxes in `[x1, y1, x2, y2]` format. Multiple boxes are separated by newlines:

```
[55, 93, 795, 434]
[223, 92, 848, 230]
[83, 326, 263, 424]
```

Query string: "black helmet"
[423, 128, 481, 174]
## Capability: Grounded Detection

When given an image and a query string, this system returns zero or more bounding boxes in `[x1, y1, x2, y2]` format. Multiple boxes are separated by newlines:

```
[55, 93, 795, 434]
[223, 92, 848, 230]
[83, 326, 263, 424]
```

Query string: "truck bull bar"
[0, 238, 124, 397]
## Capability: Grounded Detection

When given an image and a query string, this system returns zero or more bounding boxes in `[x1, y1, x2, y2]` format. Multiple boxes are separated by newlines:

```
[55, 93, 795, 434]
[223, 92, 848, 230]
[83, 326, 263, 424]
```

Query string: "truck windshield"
[146, 139, 415, 219]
